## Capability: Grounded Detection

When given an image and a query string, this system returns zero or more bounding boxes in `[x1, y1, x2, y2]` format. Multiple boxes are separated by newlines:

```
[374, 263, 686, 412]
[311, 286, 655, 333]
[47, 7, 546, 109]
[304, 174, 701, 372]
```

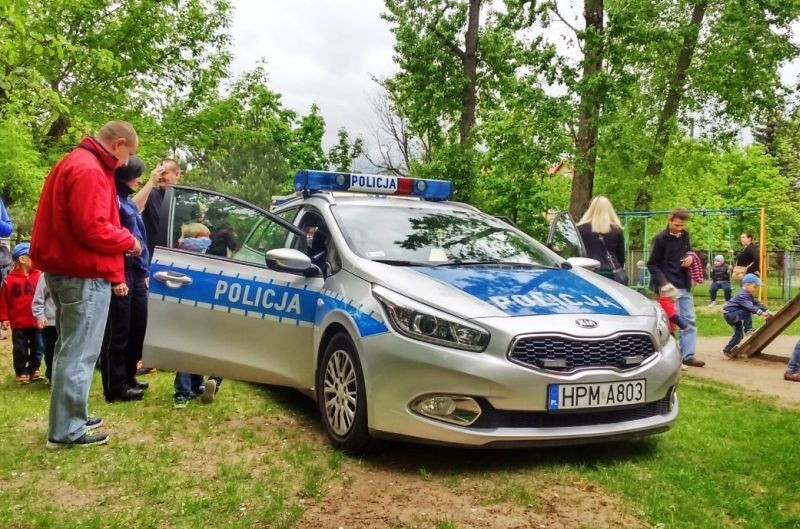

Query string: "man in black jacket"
[647, 208, 704, 367]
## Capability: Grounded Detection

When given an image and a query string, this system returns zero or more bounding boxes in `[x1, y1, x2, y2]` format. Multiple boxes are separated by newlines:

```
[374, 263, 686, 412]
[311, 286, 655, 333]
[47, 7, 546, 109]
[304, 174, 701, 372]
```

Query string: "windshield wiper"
[434, 261, 554, 268]
[372, 259, 428, 266]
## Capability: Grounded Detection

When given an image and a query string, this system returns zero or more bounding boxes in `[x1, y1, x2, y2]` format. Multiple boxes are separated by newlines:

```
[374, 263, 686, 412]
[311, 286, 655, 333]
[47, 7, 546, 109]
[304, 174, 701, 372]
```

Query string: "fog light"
[410, 395, 482, 425]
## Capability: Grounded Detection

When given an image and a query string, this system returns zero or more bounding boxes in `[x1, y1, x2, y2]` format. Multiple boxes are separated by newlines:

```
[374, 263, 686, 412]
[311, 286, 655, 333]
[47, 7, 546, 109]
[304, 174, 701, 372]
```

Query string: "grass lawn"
[0, 336, 798, 528]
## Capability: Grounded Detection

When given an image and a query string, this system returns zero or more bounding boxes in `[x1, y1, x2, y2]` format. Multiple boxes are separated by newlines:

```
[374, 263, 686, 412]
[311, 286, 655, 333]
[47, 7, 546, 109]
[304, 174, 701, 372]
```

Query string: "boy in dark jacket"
[0, 243, 44, 384]
[722, 273, 772, 358]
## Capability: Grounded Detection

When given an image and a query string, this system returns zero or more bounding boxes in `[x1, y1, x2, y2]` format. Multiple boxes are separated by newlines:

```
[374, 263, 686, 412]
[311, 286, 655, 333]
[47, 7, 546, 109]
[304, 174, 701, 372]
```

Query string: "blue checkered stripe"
[149, 262, 388, 336]
[316, 288, 388, 337]
[149, 262, 318, 327]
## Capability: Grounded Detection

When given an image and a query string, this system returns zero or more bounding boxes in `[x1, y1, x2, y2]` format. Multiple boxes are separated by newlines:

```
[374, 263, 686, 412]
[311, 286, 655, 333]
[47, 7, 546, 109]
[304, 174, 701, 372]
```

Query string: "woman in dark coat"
[577, 196, 626, 284]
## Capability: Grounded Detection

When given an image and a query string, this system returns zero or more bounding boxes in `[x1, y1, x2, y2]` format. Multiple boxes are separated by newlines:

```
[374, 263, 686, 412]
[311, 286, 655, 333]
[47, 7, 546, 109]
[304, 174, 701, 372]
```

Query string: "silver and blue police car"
[143, 170, 681, 451]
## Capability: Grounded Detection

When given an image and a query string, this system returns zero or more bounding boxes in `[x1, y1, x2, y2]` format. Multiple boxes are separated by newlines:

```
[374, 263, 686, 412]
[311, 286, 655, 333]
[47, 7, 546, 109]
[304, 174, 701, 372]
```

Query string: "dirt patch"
[296, 463, 646, 529]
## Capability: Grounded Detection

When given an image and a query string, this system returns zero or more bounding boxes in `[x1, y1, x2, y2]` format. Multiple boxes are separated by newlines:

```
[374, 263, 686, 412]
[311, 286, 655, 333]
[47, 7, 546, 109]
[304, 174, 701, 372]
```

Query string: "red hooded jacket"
[0, 268, 42, 328]
[31, 136, 135, 284]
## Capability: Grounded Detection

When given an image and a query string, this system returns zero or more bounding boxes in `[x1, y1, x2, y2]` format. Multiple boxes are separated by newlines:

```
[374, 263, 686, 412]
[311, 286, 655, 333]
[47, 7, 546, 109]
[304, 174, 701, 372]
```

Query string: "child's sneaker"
[200, 378, 217, 404]
[173, 396, 189, 409]
[30, 370, 44, 382]
[16, 374, 30, 385]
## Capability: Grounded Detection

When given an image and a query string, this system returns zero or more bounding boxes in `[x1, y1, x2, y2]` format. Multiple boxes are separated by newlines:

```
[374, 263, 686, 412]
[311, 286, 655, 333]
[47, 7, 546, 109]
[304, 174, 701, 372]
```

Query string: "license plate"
[547, 380, 646, 411]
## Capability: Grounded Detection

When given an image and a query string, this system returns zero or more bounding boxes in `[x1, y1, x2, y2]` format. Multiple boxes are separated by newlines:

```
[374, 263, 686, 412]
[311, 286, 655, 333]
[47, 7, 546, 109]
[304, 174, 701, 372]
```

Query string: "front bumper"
[359, 331, 681, 448]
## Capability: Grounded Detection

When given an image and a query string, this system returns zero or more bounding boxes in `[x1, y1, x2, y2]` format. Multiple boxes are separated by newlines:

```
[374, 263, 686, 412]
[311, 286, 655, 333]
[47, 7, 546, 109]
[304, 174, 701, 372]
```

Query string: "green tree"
[327, 128, 364, 172]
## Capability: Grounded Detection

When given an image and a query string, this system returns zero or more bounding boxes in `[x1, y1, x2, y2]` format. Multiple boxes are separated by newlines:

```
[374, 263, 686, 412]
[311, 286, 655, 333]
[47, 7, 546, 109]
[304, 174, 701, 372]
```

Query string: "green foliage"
[327, 128, 364, 172]
[0, 119, 47, 211]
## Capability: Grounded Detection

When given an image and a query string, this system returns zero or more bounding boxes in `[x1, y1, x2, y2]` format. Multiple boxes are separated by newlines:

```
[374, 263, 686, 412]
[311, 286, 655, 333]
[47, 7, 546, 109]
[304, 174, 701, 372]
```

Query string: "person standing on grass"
[0, 196, 13, 341]
[721, 273, 772, 359]
[31, 121, 142, 449]
[100, 156, 150, 404]
[31, 273, 57, 384]
[647, 208, 704, 367]
[0, 243, 44, 385]
[734, 231, 760, 277]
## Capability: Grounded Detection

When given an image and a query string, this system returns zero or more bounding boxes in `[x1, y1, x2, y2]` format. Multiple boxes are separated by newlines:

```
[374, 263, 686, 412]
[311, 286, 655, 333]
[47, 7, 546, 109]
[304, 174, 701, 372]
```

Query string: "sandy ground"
[690, 335, 799, 408]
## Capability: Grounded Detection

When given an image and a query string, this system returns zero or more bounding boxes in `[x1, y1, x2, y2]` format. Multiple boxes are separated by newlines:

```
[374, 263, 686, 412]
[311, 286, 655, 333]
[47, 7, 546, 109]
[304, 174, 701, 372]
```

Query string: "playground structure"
[617, 207, 767, 303]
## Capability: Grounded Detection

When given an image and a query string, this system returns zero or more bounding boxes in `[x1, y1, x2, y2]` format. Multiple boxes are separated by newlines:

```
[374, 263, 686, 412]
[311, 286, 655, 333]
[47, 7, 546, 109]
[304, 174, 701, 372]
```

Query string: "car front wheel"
[317, 332, 371, 453]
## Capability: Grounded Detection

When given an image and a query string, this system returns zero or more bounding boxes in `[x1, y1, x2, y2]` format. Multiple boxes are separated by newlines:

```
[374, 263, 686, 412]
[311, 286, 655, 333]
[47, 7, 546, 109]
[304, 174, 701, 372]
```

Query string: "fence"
[625, 250, 800, 301]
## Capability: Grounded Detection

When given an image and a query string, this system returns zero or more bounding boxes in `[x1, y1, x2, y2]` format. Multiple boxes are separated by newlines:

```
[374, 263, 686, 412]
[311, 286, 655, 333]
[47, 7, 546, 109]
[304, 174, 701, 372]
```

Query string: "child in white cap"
[707, 254, 731, 307]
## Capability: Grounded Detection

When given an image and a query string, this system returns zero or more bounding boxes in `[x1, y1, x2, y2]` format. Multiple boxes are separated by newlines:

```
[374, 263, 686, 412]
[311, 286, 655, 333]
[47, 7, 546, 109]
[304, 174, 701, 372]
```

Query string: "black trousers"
[100, 268, 148, 397]
[41, 326, 57, 380]
[11, 328, 43, 376]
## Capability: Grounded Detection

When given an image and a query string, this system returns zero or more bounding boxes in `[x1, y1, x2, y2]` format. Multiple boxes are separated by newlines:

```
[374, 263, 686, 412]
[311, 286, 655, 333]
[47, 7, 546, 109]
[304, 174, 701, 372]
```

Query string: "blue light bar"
[293, 170, 453, 200]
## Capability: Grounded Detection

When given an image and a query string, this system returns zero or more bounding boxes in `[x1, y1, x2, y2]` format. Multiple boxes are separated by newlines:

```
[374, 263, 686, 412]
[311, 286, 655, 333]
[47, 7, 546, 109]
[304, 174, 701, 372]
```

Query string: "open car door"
[546, 211, 587, 260]
[143, 186, 325, 390]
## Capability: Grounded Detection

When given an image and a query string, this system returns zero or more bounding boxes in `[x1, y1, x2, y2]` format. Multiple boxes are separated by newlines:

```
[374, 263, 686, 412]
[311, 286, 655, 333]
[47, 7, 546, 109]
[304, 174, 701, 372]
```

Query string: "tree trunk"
[569, 0, 604, 220]
[459, 0, 480, 147]
[633, 0, 708, 210]
[44, 114, 71, 146]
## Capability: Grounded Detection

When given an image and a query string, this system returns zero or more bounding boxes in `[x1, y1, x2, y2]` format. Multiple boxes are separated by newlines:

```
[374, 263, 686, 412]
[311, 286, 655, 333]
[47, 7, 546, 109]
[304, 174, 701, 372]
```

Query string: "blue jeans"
[676, 289, 697, 360]
[174, 373, 223, 399]
[708, 281, 731, 303]
[789, 340, 800, 372]
[723, 309, 753, 352]
[46, 275, 111, 443]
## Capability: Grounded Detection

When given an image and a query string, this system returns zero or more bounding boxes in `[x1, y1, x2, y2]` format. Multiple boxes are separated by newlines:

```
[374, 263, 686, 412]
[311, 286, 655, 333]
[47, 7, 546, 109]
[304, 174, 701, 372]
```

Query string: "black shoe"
[682, 357, 706, 367]
[86, 416, 103, 428]
[129, 379, 149, 390]
[46, 430, 109, 449]
[105, 386, 145, 403]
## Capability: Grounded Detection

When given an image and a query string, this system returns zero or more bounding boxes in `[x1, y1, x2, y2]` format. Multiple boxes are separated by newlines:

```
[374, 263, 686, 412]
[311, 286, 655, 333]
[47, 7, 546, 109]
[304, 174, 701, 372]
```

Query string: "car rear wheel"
[317, 333, 371, 453]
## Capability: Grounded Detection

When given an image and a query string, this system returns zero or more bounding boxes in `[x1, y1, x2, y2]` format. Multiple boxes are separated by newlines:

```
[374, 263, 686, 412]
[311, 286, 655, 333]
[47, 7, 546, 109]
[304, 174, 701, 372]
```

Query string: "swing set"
[617, 207, 767, 302]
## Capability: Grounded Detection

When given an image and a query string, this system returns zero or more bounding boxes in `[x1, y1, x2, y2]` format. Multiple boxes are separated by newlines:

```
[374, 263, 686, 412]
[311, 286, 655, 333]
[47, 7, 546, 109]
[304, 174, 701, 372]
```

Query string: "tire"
[316, 332, 371, 453]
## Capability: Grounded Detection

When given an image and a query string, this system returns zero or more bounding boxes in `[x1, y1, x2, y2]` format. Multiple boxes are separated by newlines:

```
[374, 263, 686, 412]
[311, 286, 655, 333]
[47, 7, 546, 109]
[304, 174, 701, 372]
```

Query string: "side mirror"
[566, 257, 601, 270]
[265, 248, 322, 277]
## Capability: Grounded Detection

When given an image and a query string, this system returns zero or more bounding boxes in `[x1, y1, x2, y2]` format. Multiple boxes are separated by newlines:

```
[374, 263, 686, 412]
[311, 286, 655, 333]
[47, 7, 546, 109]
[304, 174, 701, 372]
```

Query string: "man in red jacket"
[31, 121, 143, 449]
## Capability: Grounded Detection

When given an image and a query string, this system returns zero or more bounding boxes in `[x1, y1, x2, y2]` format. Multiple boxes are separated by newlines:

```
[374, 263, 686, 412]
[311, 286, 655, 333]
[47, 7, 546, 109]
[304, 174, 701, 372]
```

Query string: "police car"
[143, 170, 681, 451]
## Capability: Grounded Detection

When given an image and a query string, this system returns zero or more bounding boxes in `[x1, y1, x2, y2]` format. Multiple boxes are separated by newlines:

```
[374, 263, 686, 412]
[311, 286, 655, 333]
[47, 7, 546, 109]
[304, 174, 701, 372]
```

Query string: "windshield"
[334, 204, 560, 267]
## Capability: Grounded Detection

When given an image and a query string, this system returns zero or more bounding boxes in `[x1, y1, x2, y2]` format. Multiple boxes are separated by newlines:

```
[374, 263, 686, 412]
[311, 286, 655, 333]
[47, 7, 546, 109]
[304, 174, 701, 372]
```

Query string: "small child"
[707, 254, 732, 307]
[178, 222, 211, 253]
[31, 274, 56, 382]
[722, 273, 772, 358]
[656, 283, 690, 334]
[656, 284, 692, 371]
[0, 243, 44, 384]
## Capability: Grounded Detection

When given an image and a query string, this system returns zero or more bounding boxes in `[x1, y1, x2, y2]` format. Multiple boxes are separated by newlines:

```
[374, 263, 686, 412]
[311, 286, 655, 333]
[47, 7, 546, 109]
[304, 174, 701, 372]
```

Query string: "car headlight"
[653, 302, 671, 347]
[373, 285, 490, 352]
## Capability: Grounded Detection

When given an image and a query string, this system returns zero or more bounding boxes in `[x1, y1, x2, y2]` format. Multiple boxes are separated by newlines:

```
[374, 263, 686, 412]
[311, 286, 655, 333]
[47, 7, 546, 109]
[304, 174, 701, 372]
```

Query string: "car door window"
[547, 211, 586, 259]
[168, 188, 297, 265]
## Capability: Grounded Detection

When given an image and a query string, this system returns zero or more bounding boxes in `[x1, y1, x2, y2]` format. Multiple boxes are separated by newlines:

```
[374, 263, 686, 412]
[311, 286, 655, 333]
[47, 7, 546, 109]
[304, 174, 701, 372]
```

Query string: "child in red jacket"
[0, 243, 44, 384]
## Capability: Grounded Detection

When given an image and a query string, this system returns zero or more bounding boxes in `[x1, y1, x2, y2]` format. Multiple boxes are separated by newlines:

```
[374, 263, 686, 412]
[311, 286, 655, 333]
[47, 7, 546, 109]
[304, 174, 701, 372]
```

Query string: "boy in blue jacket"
[722, 273, 772, 358]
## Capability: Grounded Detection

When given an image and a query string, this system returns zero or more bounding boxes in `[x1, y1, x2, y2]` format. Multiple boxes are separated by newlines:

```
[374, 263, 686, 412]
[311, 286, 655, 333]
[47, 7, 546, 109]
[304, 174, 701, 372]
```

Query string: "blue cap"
[742, 273, 762, 286]
[12, 242, 30, 260]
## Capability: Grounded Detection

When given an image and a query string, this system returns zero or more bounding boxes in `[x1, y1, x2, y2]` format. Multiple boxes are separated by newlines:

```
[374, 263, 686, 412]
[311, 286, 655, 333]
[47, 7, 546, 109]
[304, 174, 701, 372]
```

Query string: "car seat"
[308, 228, 330, 276]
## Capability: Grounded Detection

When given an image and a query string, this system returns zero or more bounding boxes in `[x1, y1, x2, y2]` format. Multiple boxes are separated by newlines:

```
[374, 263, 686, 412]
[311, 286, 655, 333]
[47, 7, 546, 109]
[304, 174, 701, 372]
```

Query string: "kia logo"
[575, 319, 598, 329]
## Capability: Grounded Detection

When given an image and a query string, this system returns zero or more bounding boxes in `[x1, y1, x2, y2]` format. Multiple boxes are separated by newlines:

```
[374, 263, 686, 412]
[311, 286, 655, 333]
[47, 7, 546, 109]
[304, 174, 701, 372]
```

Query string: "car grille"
[509, 333, 657, 372]
[469, 391, 674, 429]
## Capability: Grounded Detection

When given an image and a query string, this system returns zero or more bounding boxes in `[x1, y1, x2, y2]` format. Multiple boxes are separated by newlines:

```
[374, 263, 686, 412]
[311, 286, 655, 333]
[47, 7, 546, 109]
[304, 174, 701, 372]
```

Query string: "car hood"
[358, 262, 653, 319]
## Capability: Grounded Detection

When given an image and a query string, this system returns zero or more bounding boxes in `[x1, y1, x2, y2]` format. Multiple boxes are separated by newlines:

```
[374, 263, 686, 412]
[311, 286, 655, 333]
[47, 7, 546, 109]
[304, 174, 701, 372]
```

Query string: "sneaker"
[745, 328, 756, 336]
[707, 302, 716, 307]
[173, 396, 189, 409]
[86, 416, 103, 429]
[16, 374, 30, 385]
[30, 370, 44, 382]
[46, 430, 109, 449]
[682, 357, 706, 367]
[784, 371, 800, 382]
[722, 350, 736, 360]
[137, 366, 157, 376]
[681, 364, 689, 371]
[200, 378, 217, 404]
